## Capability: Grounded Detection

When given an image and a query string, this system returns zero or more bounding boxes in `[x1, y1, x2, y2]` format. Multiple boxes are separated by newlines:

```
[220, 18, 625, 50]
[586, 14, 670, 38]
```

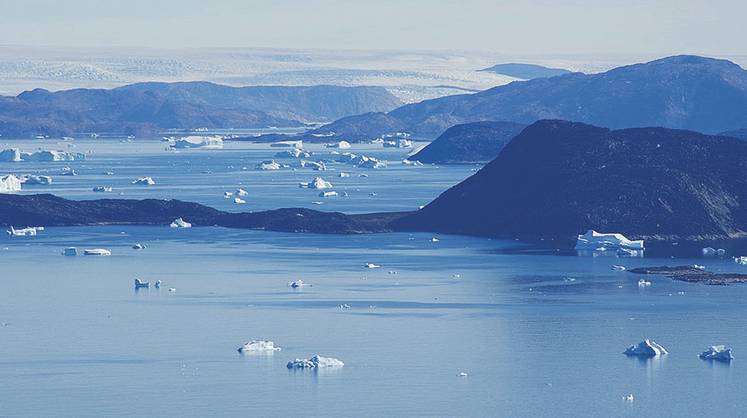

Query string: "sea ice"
[698, 345, 734, 362]
[238, 340, 282, 353]
[624, 339, 668, 357]
[286, 355, 344, 369]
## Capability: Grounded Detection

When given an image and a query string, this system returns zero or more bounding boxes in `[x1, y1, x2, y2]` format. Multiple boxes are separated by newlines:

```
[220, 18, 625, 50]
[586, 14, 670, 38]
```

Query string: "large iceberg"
[0, 174, 22, 193]
[383, 139, 412, 148]
[238, 340, 281, 353]
[575, 230, 644, 252]
[84, 248, 112, 256]
[132, 176, 156, 185]
[286, 355, 344, 369]
[170, 218, 192, 228]
[299, 177, 333, 189]
[171, 136, 224, 149]
[698, 345, 734, 362]
[624, 339, 668, 357]
[0, 148, 84, 162]
[7, 226, 43, 237]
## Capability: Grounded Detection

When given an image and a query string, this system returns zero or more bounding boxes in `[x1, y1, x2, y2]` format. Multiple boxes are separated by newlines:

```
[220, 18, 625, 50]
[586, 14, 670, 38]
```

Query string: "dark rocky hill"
[408, 121, 526, 164]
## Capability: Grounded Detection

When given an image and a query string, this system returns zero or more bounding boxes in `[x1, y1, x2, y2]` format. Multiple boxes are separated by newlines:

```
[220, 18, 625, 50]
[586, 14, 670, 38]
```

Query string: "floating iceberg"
[0, 149, 21, 162]
[300, 177, 332, 189]
[170, 218, 192, 228]
[132, 243, 146, 250]
[326, 140, 351, 149]
[300, 160, 327, 171]
[286, 355, 344, 369]
[319, 191, 338, 198]
[20, 175, 52, 185]
[234, 197, 246, 204]
[735, 256, 747, 265]
[134, 278, 149, 288]
[270, 140, 303, 148]
[132, 177, 156, 185]
[365, 263, 381, 269]
[336, 153, 387, 169]
[60, 167, 77, 176]
[699, 345, 734, 362]
[6, 226, 42, 236]
[339, 172, 351, 178]
[237, 340, 281, 353]
[624, 339, 668, 357]
[383, 139, 412, 148]
[236, 188, 248, 196]
[289, 280, 310, 288]
[154, 280, 161, 288]
[637, 279, 651, 287]
[575, 230, 644, 252]
[0, 175, 22, 193]
[402, 159, 423, 166]
[612, 265, 627, 271]
[62, 247, 78, 256]
[84, 248, 112, 256]
[92, 186, 113, 192]
[275, 148, 310, 158]
[702, 247, 726, 257]
[171, 136, 223, 149]
[0, 148, 84, 162]
[255, 160, 286, 170]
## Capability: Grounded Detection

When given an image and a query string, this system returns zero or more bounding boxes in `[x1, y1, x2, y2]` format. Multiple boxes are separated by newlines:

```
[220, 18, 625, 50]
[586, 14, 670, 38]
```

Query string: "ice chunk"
[306, 177, 332, 189]
[20, 175, 52, 185]
[134, 278, 149, 288]
[224, 191, 234, 198]
[132, 177, 155, 185]
[255, 160, 286, 170]
[171, 136, 223, 149]
[402, 159, 423, 166]
[60, 167, 77, 176]
[236, 188, 248, 196]
[170, 218, 192, 228]
[286, 355, 344, 369]
[300, 160, 327, 171]
[637, 279, 651, 287]
[289, 280, 310, 288]
[457, 372, 468, 377]
[319, 191, 338, 198]
[1, 148, 84, 162]
[624, 339, 668, 357]
[275, 148, 310, 158]
[132, 243, 146, 250]
[384, 139, 412, 148]
[0, 175, 22, 193]
[623, 394, 634, 402]
[84, 248, 112, 256]
[339, 304, 351, 309]
[234, 197, 246, 204]
[339, 172, 351, 178]
[154, 280, 161, 288]
[326, 140, 351, 149]
[62, 247, 78, 256]
[735, 256, 747, 265]
[0, 149, 22, 162]
[238, 340, 282, 353]
[698, 345, 734, 362]
[270, 140, 303, 148]
[92, 186, 113, 192]
[6, 226, 42, 236]
[365, 263, 381, 269]
[612, 265, 627, 271]
[702, 247, 727, 257]
[575, 230, 644, 252]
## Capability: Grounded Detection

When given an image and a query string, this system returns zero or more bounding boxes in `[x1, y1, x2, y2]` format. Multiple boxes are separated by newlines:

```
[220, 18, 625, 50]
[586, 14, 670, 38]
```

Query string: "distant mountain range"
[304, 55, 747, 140]
[478, 63, 572, 79]
[395, 120, 747, 240]
[407, 121, 526, 164]
[0, 82, 401, 137]
[722, 128, 747, 140]
[7, 120, 747, 241]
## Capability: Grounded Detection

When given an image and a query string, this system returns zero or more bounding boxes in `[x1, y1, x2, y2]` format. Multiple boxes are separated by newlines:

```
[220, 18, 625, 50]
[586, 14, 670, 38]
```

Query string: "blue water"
[1, 139, 746, 417]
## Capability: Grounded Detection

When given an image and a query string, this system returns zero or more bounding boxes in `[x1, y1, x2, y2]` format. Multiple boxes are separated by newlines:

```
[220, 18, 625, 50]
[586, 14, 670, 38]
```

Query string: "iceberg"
[289, 280, 310, 288]
[612, 265, 627, 271]
[624, 339, 668, 357]
[132, 243, 146, 250]
[134, 278, 149, 288]
[255, 160, 286, 170]
[7, 226, 42, 237]
[702, 247, 726, 257]
[236, 188, 248, 196]
[20, 175, 52, 185]
[326, 140, 351, 149]
[0, 149, 22, 162]
[300, 160, 327, 171]
[234, 197, 246, 204]
[62, 247, 78, 256]
[286, 355, 344, 369]
[384, 139, 412, 148]
[365, 263, 381, 269]
[92, 186, 113, 192]
[735, 256, 747, 265]
[84, 248, 112, 256]
[319, 191, 338, 198]
[575, 230, 644, 252]
[170, 218, 192, 228]
[132, 176, 156, 185]
[0, 148, 84, 162]
[0, 175, 22, 193]
[237, 340, 281, 353]
[275, 148, 310, 158]
[698, 345, 734, 362]
[637, 279, 651, 287]
[270, 140, 303, 148]
[302, 177, 332, 189]
[171, 136, 224, 149]
[339, 172, 351, 178]
[60, 167, 77, 176]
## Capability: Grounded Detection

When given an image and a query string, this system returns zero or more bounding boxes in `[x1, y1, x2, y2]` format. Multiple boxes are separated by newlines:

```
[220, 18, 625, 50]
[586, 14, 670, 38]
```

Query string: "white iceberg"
[300, 160, 327, 171]
[234, 197, 246, 204]
[612, 265, 627, 271]
[575, 230, 644, 252]
[171, 136, 223, 149]
[270, 140, 303, 148]
[84, 248, 112, 256]
[735, 256, 747, 265]
[237, 340, 281, 353]
[402, 159, 423, 166]
[326, 140, 351, 149]
[339, 172, 351, 178]
[132, 243, 146, 250]
[236, 188, 248, 196]
[6, 226, 42, 236]
[383, 139, 412, 148]
[170, 218, 192, 228]
[302, 177, 332, 189]
[286, 355, 344, 369]
[637, 279, 651, 287]
[0, 149, 22, 162]
[702, 247, 726, 257]
[0, 174, 22, 193]
[275, 148, 310, 158]
[132, 177, 156, 185]
[60, 167, 77, 176]
[134, 278, 149, 288]
[20, 175, 52, 185]
[92, 186, 113, 192]
[0, 148, 84, 162]
[62, 247, 78, 256]
[255, 160, 286, 170]
[289, 280, 310, 288]
[365, 263, 381, 269]
[624, 339, 668, 357]
[698, 345, 734, 362]
[319, 191, 338, 198]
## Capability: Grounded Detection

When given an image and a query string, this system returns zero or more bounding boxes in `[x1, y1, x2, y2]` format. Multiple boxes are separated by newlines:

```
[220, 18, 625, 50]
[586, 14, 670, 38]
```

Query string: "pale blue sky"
[1, 0, 745, 54]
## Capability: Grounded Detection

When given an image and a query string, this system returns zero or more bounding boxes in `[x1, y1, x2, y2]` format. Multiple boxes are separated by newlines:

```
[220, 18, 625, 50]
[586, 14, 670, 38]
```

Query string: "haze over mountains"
[308, 55, 747, 140]
[478, 63, 572, 79]
[0, 82, 400, 137]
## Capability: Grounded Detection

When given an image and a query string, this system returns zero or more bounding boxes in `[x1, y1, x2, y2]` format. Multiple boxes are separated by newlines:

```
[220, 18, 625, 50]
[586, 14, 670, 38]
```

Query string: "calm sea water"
[1, 139, 746, 417]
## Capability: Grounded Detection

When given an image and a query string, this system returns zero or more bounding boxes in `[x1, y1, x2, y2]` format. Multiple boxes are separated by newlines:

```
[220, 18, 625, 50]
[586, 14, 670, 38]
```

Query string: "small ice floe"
[134, 278, 149, 288]
[289, 280, 310, 288]
[624, 339, 668, 357]
[0, 174, 22, 193]
[92, 186, 113, 192]
[402, 159, 423, 166]
[132, 176, 156, 185]
[60, 167, 77, 176]
[224, 191, 234, 198]
[702, 247, 726, 257]
[698, 345, 734, 362]
[622, 394, 635, 402]
[300, 160, 327, 171]
[612, 265, 627, 271]
[365, 263, 381, 269]
[170, 218, 192, 228]
[238, 340, 281, 353]
[62, 247, 78, 256]
[234, 197, 246, 204]
[236, 188, 248, 197]
[255, 160, 286, 170]
[734, 256, 747, 265]
[319, 191, 338, 198]
[431, 237, 440, 242]
[20, 175, 52, 185]
[132, 243, 146, 250]
[154, 280, 161, 288]
[286, 355, 344, 369]
[457, 372, 468, 377]
[691, 264, 705, 270]
[575, 230, 644, 253]
[84, 248, 111, 256]
[339, 172, 351, 178]
[338, 304, 351, 309]
[563, 277, 576, 283]
[637, 279, 652, 287]
[6, 226, 43, 237]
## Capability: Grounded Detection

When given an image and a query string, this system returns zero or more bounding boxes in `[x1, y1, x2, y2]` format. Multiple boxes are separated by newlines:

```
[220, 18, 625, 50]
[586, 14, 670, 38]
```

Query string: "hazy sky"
[1, 0, 745, 55]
